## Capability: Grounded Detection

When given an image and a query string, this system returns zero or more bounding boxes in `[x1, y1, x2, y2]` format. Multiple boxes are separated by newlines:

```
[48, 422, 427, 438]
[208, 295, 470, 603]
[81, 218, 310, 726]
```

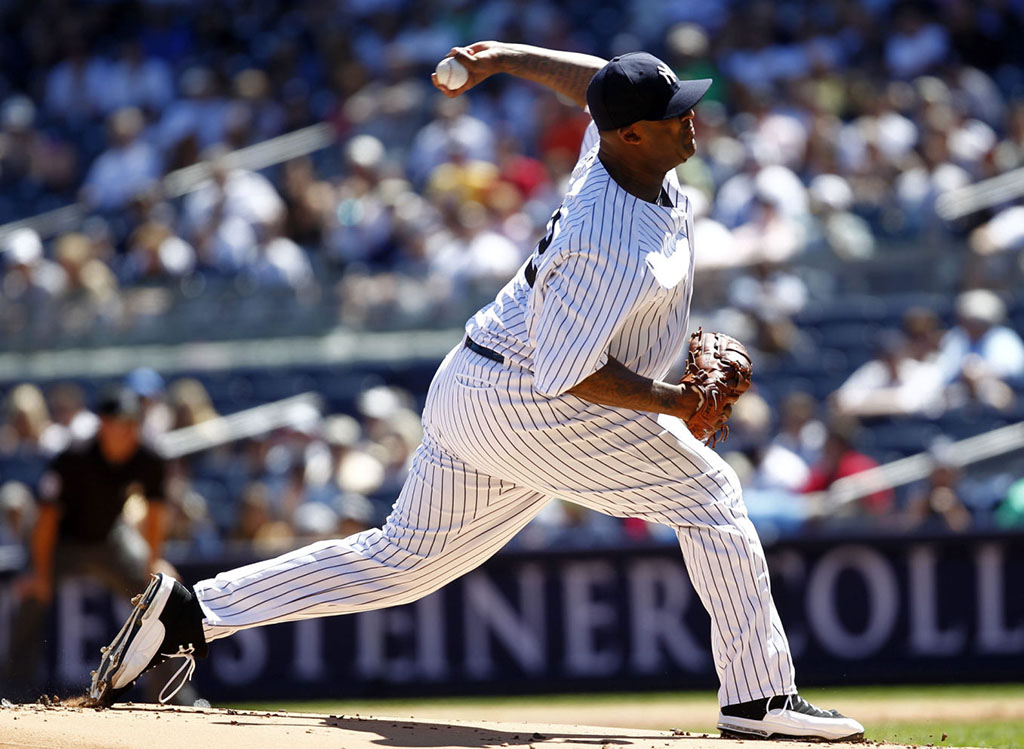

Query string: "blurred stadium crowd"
[2, 0, 1024, 557]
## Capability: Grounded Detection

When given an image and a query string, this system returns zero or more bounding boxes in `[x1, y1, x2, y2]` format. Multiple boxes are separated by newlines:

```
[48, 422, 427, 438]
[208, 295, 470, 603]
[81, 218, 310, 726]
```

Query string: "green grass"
[866, 720, 1024, 748]
[227, 683, 1024, 747]
[801, 682, 1024, 700]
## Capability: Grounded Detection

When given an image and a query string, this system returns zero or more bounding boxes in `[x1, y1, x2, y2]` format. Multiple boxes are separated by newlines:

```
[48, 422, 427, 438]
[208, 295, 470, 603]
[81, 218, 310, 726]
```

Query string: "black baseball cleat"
[717, 693, 865, 742]
[89, 573, 209, 707]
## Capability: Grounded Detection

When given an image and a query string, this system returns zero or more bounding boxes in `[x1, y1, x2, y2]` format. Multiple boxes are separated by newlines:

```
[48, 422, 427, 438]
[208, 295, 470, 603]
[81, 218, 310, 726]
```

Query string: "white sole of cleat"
[89, 574, 173, 706]
[718, 715, 865, 743]
[719, 727, 865, 743]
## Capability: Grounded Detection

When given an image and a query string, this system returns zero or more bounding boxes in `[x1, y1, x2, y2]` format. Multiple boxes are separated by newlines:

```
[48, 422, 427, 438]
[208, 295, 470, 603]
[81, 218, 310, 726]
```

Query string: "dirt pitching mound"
[0, 703, 946, 749]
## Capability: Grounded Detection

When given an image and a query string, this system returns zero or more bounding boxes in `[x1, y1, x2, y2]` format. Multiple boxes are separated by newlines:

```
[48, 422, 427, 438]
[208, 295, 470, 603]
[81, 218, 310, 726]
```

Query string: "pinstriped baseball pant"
[194, 345, 796, 706]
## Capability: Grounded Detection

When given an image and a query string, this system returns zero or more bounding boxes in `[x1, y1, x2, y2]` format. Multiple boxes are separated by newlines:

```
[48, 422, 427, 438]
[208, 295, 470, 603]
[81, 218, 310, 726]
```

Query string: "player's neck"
[597, 150, 666, 204]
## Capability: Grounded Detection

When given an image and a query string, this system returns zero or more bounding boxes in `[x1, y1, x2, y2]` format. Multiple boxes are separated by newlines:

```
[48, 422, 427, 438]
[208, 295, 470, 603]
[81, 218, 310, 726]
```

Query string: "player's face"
[669, 109, 698, 163]
[640, 109, 697, 168]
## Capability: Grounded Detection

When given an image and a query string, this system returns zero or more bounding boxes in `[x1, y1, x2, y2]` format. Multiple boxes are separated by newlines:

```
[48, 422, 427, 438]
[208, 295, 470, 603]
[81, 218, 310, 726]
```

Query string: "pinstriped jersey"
[466, 122, 696, 397]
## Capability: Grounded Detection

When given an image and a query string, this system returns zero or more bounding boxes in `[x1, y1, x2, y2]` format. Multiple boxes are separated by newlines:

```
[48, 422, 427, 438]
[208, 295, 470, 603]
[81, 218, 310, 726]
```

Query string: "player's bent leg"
[90, 437, 547, 705]
[194, 440, 547, 640]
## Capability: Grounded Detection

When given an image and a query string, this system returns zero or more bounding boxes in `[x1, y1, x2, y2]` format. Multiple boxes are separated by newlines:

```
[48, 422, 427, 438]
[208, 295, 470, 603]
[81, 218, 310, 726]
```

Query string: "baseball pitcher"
[89, 42, 863, 742]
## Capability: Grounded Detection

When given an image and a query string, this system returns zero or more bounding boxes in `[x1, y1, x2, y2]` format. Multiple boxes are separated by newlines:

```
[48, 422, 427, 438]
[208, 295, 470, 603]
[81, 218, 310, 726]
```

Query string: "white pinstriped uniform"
[193, 124, 796, 706]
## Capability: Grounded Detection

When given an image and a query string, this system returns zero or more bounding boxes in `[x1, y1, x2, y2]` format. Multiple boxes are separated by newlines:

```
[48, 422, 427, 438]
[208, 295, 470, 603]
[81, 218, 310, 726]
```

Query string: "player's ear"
[617, 124, 643, 145]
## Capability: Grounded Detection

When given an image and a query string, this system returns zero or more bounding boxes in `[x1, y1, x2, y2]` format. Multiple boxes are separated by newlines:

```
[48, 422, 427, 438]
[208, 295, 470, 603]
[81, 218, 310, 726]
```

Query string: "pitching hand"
[431, 41, 507, 97]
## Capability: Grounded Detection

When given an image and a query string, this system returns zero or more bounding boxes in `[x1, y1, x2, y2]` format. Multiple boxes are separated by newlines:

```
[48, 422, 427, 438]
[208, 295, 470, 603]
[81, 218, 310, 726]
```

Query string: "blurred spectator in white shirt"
[183, 151, 286, 273]
[123, 221, 197, 282]
[247, 228, 314, 292]
[428, 201, 524, 291]
[832, 330, 945, 417]
[82, 108, 161, 211]
[722, 392, 810, 538]
[47, 382, 99, 448]
[729, 260, 808, 355]
[0, 481, 36, 547]
[731, 392, 811, 492]
[1, 229, 67, 339]
[894, 128, 971, 231]
[407, 97, 495, 187]
[325, 135, 398, 268]
[939, 290, 1024, 380]
[774, 390, 827, 466]
[937, 289, 1024, 409]
[158, 67, 230, 167]
[808, 173, 876, 260]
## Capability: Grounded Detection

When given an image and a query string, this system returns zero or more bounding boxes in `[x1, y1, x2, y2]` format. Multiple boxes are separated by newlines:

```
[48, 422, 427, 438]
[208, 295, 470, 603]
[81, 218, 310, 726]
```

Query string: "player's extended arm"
[433, 41, 607, 109]
[567, 357, 701, 420]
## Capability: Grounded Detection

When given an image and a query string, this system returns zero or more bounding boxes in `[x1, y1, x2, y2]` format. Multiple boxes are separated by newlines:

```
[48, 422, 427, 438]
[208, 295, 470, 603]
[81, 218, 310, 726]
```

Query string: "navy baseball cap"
[586, 52, 712, 131]
[97, 384, 142, 420]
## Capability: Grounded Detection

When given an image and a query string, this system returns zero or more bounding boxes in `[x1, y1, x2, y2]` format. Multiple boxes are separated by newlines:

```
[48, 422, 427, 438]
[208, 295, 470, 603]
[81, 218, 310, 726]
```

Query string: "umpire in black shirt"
[5, 385, 169, 699]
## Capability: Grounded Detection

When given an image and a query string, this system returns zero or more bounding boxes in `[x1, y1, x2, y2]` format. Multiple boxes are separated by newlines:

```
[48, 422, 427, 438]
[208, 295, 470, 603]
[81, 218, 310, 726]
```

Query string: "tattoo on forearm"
[505, 46, 606, 108]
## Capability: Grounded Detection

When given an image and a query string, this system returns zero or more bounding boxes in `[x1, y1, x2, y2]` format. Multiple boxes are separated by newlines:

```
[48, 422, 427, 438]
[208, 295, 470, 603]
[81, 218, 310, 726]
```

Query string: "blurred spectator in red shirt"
[802, 417, 894, 517]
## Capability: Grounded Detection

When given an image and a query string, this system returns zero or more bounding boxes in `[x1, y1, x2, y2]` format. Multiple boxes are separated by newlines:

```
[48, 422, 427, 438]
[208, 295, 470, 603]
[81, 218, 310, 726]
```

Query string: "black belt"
[464, 336, 505, 364]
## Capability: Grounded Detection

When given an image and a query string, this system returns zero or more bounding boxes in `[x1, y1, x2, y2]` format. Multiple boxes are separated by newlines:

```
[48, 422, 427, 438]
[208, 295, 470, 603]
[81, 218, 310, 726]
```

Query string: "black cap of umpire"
[586, 52, 712, 131]
[96, 384, 143, 420]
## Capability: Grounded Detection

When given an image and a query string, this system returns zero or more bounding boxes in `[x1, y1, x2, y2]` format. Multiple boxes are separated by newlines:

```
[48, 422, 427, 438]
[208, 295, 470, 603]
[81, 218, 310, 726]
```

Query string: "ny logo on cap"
[657, 63, 678, 86]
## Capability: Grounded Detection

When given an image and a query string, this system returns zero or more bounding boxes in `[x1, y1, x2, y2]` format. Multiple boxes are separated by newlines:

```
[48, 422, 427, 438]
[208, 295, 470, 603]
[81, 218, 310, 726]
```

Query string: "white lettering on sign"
[976, 543, 1024, 654]
[806, 545, 898, 658]
[57, 580, 109, 684]
[464, 565, 545, 678]
[354, 595, 448, 681]
[628, 558, 707, 672]
[416, 593, 448, 680]
[562, 560, 620, 676]
[908, 545, 965, 655]
[292, 618, 325, 681]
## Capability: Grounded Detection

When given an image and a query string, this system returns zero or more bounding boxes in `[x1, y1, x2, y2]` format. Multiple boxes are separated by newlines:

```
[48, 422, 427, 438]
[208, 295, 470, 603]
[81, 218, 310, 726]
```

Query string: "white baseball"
[435, 57, 469, 90]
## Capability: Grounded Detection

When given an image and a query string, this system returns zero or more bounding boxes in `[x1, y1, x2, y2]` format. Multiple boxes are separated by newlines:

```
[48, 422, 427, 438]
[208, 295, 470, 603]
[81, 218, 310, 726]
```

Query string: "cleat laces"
[158, 644, 198, 704]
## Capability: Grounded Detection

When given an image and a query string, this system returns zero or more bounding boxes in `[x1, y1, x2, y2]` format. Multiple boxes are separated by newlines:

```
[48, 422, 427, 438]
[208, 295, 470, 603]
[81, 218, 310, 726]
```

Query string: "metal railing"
[811, 419, 1024, 513]
[936, 166, 1024, 222]
[0, 122, 338, 243]
[158, 391, 324, 459]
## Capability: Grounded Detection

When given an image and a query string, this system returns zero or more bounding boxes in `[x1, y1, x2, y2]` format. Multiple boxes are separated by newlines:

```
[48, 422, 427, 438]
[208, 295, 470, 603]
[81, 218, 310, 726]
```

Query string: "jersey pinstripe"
[467, 123, 695, 396]
[192, 118, 797, 708]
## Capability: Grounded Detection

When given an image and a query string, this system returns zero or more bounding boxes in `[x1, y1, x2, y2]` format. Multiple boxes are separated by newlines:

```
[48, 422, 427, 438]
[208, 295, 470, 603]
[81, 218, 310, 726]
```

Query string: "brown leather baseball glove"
[679, 328, 753, 447]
